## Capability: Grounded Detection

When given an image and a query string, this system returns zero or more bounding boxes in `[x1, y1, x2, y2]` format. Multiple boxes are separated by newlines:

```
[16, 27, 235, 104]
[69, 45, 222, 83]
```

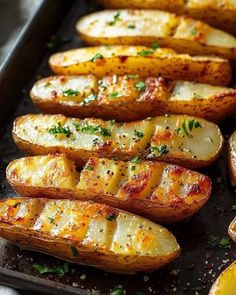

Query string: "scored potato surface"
[31, 75, 236, 122]
[7, 155, 212, 223]
[49, 46, 231, 86]
[0, 198, 180, 273]
[76, 10, 236, 60]
[12, 114, 223, 168]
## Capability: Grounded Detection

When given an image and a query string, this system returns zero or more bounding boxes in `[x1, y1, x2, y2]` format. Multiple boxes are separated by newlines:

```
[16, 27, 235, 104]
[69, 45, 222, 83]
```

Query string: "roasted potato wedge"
[49, 46, 231, 86]
[76, 10, 236, 61]
[98, 0, 236, 36]
[31, 75, 236, 122]
[0, 197, 180, 273]
[209, 261, 236, 295]
[228, 217, 236, 243]
[12, 114, 223, 168]
[228, 131, 236, 186]
[6, 154, 212, 223]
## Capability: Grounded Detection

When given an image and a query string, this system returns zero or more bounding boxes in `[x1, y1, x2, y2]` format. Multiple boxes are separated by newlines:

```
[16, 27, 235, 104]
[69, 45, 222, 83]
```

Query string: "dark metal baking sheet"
[0, 1, 236, 294]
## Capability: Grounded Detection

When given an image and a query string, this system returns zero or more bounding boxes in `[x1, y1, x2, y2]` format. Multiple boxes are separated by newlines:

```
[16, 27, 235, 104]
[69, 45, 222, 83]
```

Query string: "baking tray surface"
[0, 1, 236, 294]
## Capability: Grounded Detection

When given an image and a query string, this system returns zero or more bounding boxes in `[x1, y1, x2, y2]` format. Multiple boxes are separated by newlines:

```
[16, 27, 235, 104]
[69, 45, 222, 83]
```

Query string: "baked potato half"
[76, 10, 236, 61]
[0, 197, 180, 273]
[228, 217, 236, 243]
[49, 46, 231, 86]
[209, 261, 236, 295]
[12, 114, 223, 168]
[228, 131, 236, 186]
[31, 75, 236, 122]
[97, 0, 236, 36]
[6, 154, 212, 223]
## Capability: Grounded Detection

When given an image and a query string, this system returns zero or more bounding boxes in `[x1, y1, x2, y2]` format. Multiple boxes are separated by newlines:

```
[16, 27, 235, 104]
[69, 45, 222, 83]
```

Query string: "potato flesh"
[31, 75, 236, 122]
[0, 198, 180, 273]
[228, 131, 236, 186]
[97, 0, 236, 36]
[12, 114, 223, 168]
[209, 261, 236, 295]
[49, 46, 231, 86]
[6, 155, 212, 222]
[76, 10, 236, 59]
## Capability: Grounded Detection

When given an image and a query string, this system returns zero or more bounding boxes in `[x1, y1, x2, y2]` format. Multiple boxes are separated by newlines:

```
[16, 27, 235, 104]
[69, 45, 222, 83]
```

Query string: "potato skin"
[49, 46, 231, 86]
[228, 217, 236, 243]
[209, 261, 236, 295]
[12, 114, 224, 169]
[31, 75, 236, 122]
[228, 131, 236, 186]
[6, 155, 212, 223]
[76, 10, 236, 60]
[98, 0, 236, 36]
[0, 198, 180, 273]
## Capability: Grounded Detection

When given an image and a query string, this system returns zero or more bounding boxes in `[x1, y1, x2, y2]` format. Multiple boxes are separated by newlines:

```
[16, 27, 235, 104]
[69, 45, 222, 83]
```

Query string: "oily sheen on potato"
[0, 197, 180, 273]
[49, 46, 231, 86]
[209, 261, 236, 295]
[228, 131, 236, 186]
[228, 217, 236, 243]
[6, 154, 212, 223]
[97, 0, 236, 36]
[31, 74, 236, 122]
[12, 114, 223, 169]
[76, 10, 236, 60]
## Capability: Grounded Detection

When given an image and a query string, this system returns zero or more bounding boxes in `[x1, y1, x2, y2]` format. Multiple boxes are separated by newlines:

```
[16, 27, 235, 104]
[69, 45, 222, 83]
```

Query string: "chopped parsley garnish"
[131, 156, 142, 164]
[107, 11, 121, 26]
[73, 122, 112, 137]
[190, 28, 198, 35]
[135, 81, 146, 92]
[85, 165, 94, 171]
[33, 263, 69, 277]
[231, 204, 236, 212]
[151, 144, 169, 156]
[80, 94, 97, 106]
[206, 234, 231, 249]
[151, 42, 160, 49]
[127, 24, 136, 29]
[137, 49, 154, 56]
[48, 217, 54, 224]
[131, 165, 136, 171]
[219, 237, 231, 249]
[71, 245, 79, 256]
[176, 119, 202, 137]
[106, 212, 118, 222]
[48, 122, 72, 138]
[127, 74, 139, 79]
[44, 82, 51, 88]
[90, 53, 104, 62]
[110, 285, 126, 295]
[109, 91, 123, 98]
[193, 93, 202, 99]
[134, 129, 144, 138]
[62, 89, 80, 97]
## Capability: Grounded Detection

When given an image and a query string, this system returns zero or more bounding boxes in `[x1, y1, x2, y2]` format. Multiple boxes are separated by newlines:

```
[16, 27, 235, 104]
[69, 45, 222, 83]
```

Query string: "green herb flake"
[191, 286, 202, 291]
[107, 11, 121, 26]
[110, 285, 126, 295]
[85, 165, 94, 171]
[219, 237, 231, 249]
[134, 129, 144, 138]
[80, 94, 97, 106]
[137, 49, 154, 56]
[206, 234, 231, 249]
[135, 81, 146, 92]
[231, 204, 236, 212]
[90, 53, 104, 62]
[127, 74, 139, 79]
[151, 42, 160, 49]
[48, 217, 54, 224]
[106, 212, 118, 222]
[193, 92, 202, 99]
[47, 36, 71, 50]
[127, 24, 136, 29]
[190, 28, 198, 36]
[131, 165, 136, 171]
[71, 245, 79, 256]
[152, 144, 169, 156]
[131, 156, 142, 164]
[176, 119, 202, 137]
[62, 89, 80, 97]
[109, 91, 123, 99]
[48, 122, 72, 138]
[44, 82, 51, 88]
[33, 263, 69, 277]
[73, 123, 112, 137]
